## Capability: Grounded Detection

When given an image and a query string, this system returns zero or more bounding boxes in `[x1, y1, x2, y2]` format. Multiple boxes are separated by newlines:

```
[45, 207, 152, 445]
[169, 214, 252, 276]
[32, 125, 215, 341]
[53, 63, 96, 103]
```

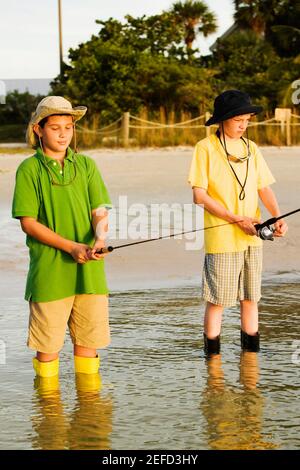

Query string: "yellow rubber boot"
[74, 355, 100, 374]
[75, 373, 102, 392]
[33, 357, 59, 378]
[34, 375, 60, 394]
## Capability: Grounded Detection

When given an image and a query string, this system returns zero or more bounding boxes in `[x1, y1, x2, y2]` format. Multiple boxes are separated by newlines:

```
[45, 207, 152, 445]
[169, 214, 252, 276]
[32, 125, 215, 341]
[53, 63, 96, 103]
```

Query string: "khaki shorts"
[28, 294, 110, 354]
[202, 246, 262, 307]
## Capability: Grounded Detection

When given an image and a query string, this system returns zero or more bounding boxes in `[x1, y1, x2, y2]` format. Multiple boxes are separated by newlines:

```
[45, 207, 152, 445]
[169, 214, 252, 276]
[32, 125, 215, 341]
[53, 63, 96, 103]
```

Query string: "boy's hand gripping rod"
[254, 207, 300, 240]
[96, 208, 300, 253]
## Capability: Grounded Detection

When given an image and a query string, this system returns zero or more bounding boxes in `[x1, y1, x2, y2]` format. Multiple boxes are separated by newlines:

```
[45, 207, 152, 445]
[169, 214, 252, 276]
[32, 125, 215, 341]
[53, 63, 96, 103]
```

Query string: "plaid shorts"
[202, 246, 263, 307]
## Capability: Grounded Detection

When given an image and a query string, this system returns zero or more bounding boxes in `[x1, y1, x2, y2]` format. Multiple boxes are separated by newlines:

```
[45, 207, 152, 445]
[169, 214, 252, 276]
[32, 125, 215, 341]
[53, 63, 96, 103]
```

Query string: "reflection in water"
[31, 373, 113, 450]
[69, 374, 113, 450]
[31, 376, 68, 450]
[1, 283, 299, 449]
[201, 353, 277, 450]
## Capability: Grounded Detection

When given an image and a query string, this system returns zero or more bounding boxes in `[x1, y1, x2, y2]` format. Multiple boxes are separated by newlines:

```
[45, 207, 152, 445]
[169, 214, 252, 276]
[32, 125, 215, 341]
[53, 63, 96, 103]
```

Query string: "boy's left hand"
[87, 238, 108, 260]
[273, 219, 288, 237]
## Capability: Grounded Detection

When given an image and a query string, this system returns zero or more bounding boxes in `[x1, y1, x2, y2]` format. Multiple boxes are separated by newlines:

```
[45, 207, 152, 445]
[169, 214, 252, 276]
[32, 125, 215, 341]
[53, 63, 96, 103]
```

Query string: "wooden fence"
[74, 110, 300, 148]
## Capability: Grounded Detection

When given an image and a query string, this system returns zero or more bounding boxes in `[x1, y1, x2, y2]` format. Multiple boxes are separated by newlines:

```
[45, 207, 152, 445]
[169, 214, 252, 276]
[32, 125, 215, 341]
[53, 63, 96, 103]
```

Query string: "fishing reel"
[255, 224, 275, 241]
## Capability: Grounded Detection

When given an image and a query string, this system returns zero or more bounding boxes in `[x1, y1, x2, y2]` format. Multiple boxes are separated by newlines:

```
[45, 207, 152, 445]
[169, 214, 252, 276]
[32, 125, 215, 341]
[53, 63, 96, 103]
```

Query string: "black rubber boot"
[241, 330, 260, 352]
[203, 333, 220, 356]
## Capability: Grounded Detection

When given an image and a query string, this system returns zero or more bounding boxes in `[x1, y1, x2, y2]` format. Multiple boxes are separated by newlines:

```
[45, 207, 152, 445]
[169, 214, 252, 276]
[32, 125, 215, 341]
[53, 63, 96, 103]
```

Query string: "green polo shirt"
[12, 146, 112, 302]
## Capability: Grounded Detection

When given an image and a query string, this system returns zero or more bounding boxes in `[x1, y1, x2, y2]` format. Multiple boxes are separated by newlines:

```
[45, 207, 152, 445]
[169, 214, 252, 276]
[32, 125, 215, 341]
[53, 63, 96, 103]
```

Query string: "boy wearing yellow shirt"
[188, 90, 288, 356]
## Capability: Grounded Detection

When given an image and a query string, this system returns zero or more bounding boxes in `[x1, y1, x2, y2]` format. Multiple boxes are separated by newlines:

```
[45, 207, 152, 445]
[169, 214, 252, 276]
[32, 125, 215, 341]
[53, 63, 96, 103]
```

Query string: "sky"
[0, 0, 235, 79]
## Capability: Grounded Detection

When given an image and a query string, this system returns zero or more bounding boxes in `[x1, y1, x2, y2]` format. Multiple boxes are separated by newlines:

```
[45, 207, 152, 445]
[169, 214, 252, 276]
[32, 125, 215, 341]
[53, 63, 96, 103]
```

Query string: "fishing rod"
[254, 207, 300, 240]
[96, 220, 243, 254]
[96, 207, 300, 253]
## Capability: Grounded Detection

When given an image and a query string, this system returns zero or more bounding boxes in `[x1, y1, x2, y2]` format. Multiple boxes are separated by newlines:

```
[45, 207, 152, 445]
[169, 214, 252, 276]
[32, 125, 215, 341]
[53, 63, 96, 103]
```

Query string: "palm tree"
[170, 0, 217, 52]
[234, 0, 276, 36]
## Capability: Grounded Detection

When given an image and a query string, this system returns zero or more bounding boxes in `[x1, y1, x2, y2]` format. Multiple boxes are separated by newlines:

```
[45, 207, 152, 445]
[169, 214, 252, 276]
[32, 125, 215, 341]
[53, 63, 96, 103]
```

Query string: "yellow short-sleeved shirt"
[188, 133, 276, 253]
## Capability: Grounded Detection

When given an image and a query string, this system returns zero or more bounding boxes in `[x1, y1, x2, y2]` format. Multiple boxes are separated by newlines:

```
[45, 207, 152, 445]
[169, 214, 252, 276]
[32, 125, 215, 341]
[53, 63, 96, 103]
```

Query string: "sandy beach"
[0, 146, 299, 297]
[1, 146, 300, 451]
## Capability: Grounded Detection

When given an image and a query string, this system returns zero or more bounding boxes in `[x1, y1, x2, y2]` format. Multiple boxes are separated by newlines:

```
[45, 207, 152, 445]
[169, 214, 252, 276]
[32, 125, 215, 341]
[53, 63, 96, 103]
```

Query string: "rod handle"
[95, 246, 114, 254]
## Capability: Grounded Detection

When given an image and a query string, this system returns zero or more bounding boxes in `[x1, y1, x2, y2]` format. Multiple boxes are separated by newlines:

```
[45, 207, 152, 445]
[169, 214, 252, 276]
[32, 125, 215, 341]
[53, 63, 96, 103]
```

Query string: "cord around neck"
[216, 124, 250, 200]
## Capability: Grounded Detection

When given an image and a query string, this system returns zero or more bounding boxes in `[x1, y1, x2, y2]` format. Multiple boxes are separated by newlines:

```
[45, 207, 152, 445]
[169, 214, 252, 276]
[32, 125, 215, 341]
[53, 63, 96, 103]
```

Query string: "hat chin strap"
[73, 123, 78, 153]
[38, 135, 46, 160]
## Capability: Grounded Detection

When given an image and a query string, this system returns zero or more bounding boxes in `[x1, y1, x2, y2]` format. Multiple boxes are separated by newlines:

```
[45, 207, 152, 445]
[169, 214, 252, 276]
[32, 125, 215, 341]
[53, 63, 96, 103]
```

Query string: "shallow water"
[0, 283, 300, 450]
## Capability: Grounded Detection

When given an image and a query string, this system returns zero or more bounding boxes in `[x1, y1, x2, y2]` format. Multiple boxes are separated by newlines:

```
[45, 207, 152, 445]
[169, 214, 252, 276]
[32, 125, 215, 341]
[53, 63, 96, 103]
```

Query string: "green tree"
[0, 91, 45, 143]
[211, 30, 300, 111]
[95, 14, 183, 57]
[234, 0, 273, 35]
[234, 0, 300, 57]
[51, 15, 216, 121]
[0, 91, 44, 125]
[170, 0, 217, 53]
[266, 0, 300, 58]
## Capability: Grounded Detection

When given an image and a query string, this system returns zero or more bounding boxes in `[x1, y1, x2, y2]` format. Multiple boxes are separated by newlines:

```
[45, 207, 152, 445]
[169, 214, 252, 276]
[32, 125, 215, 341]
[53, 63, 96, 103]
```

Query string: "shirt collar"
[35, 146, 75, 163]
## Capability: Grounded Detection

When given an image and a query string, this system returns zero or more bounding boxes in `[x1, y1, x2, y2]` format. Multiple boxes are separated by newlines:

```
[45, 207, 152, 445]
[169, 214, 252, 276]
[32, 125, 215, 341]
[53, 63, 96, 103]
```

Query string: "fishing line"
[96, 208, 300, 253]
[97, 219, 243, 253]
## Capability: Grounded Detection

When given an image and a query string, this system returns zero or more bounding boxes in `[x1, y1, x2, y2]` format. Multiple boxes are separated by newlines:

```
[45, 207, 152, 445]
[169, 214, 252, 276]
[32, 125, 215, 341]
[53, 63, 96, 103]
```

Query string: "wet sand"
[0, 146, 299, 296]
[1, 282, 300, 449]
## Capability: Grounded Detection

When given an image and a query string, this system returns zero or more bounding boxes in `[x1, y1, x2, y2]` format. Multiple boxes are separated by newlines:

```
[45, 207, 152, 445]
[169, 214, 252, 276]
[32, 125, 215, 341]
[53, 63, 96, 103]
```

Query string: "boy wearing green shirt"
[12, 96, 112, 379]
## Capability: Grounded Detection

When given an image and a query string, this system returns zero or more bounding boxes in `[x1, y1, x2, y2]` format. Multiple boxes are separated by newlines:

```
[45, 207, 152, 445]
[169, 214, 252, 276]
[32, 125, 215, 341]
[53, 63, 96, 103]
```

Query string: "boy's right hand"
[69, 242, 91, 264]
[235, 216, 261, 236]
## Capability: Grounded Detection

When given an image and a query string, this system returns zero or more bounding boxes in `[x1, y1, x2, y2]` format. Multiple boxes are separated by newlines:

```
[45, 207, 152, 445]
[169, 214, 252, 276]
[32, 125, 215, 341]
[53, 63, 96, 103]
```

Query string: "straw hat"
[26, 96, 87, 148]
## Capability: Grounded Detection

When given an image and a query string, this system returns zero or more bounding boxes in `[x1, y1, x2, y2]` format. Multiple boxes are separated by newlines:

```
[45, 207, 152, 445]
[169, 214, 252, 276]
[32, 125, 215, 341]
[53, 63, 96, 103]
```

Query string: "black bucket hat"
[205, 89, 263, 126]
